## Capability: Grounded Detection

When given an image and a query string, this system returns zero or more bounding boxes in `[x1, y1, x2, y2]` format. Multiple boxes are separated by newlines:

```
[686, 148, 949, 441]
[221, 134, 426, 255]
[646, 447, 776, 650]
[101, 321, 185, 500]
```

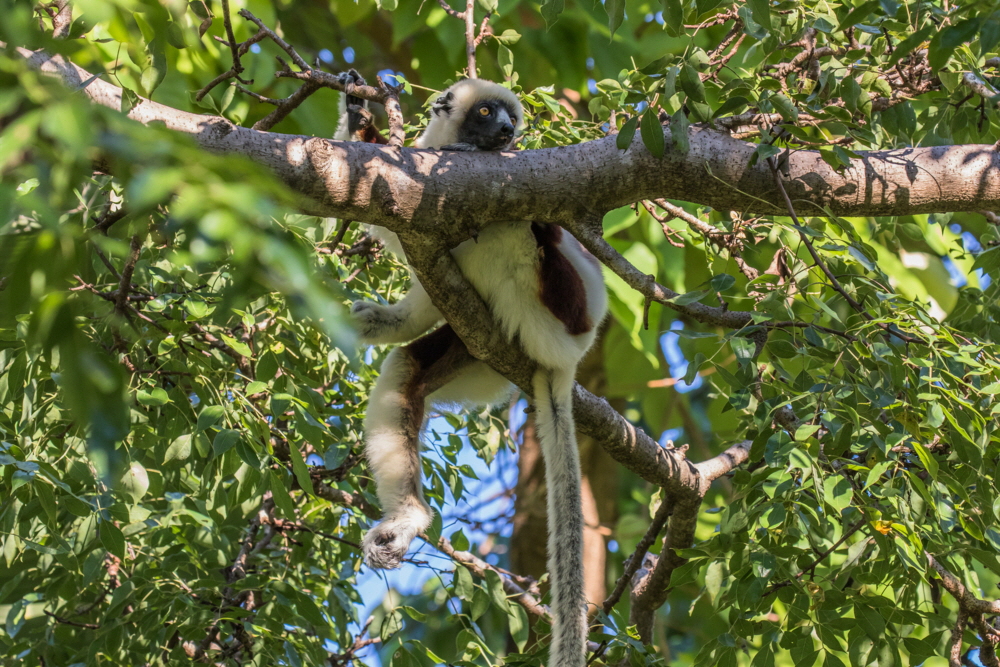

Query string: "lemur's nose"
[500, 122, 514, 137]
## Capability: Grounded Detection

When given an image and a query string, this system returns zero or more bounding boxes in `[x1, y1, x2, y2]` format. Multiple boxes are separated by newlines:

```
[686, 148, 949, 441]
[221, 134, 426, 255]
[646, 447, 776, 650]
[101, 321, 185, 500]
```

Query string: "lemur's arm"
[334, 69, 388, 144]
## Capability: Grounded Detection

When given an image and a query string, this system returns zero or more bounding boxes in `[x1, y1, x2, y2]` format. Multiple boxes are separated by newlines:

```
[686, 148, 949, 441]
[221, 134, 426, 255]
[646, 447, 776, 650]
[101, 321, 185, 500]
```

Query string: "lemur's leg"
[351, 280, 442, 345]
[362, 325, 474, 568]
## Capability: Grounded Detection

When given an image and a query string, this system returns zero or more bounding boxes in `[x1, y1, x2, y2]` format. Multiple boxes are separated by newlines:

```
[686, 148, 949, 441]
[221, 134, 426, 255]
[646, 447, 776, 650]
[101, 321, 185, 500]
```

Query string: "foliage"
[1, 0, 1000, 666]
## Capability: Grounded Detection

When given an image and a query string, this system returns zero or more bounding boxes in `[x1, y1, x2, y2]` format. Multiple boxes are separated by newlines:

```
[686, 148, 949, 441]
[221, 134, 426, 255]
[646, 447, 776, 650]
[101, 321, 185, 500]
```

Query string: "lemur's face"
[456, 99, 517, 151]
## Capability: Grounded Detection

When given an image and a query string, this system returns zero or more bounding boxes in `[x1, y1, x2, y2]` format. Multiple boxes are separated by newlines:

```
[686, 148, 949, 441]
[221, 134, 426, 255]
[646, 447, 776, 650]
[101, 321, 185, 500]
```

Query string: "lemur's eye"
[478, 106, 490, 116]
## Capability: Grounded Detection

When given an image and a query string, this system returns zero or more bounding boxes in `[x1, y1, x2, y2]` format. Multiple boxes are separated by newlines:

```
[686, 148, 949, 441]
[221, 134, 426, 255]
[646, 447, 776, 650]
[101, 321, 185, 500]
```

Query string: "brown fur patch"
[403, 325, 475, 401]
[531, 223, 592, 336]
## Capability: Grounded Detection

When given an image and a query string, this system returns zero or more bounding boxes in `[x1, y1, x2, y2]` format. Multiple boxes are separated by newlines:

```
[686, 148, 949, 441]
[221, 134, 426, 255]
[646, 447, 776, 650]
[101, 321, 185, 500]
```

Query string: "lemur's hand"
[337, 69, 366, 108]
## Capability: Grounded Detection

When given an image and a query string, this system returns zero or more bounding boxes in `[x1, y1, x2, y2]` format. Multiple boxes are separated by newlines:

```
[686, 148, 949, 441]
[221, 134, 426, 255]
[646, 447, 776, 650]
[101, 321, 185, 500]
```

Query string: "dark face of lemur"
[454, 98, 517, 150]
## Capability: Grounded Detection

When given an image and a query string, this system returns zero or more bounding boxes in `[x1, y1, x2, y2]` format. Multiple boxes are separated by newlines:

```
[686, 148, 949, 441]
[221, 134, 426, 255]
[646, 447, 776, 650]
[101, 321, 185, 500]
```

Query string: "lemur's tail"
[533, 367, 586, 667]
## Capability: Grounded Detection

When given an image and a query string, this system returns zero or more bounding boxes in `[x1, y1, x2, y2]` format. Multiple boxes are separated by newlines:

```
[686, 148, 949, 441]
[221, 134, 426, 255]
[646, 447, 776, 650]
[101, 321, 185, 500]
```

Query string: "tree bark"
[17, 46, 1000, 233]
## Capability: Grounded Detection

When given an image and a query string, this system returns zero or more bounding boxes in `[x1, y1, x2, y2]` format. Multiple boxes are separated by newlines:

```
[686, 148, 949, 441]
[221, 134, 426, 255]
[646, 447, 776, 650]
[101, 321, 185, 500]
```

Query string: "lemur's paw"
[350, 300, 378, 316]
[362, 522, 416, 569]
[350, 301, 401, 342]
[361, 505, 433, 570]
[337, 69, 365, 86]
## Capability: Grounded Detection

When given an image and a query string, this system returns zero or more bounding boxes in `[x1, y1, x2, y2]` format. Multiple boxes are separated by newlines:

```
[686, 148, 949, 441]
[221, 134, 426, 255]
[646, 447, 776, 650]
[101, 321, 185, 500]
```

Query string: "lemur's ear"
[431, 91, 454, 116]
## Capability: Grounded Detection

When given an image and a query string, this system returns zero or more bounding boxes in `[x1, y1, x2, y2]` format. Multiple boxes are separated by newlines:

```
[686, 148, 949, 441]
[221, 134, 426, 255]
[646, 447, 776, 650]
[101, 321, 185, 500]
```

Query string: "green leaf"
[196, 405, 225, 432]
[770, 94, 798, 122]
[748, 0, 772, 30]
[824, 476, 853, 513]
[164, 434, 192, 464]
[928, 19, 982, 70]
[136, 387, 169, 406]
[671, 289, 709, 306]
[606, 0, 626, 36]
[855, 603, 885, 640]
[498, 46, 514, 79]
[640, 108, 665, 159]
[617, 116, 639, 150]
[235, 436, 261, 469]
[220, 333, 252, 357]
[495, 29, 520, 45]
[679, 64, 706, 104]
[663, 0, 684, 36]
[380, 609, 403, 642]
[245, 381, 267, 395]
[710, 273, 736, 292]
[508, 603, 529, 652]
[924, 402, 945, 428]
[213, 429, 240, 456]
[484, 569, 510, 612]
[268, 470, 297, 519]
[140, 37, 167, 97]
[911, 439, 939, 480]
[121, 87, 140, 114]
[886, 25, 934, 67]
[402, 606, 427, 622]
[118, 463, 149, 502]
[453, 564, 474, 600]
[539, 0, 564, 27]
[671, 108, 690, 153]
[288, 442, 314, 495]
[794, 424, 820, 441]
[663, 66, 679, 100]
[471, 586, 491, 620]
[100, 521, 126, 560]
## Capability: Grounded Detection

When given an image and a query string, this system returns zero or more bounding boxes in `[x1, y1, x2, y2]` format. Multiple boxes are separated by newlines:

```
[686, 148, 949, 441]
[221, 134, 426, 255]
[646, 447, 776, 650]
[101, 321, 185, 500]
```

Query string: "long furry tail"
[533, 367, 586, 667]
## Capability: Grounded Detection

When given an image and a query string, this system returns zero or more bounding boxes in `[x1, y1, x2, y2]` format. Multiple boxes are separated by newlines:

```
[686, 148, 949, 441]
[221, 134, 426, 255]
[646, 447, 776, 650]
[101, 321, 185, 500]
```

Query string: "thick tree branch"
[628, 491, 702, 640]
[16, 47, 1000, 236]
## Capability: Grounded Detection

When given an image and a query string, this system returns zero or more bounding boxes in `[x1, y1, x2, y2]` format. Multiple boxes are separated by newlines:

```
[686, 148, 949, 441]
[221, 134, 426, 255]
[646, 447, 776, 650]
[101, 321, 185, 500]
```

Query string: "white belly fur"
[368, 222, 607, 372]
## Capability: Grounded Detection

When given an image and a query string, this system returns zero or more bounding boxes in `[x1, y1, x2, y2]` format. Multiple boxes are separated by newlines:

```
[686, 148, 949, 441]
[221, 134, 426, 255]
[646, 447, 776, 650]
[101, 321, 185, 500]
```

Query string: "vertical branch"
[43, 0, 74, 38]
[465, 0, 477, 78]
[114, 234, 143, 316]
[219, 0, 244, 78]
[377, 76, 407, 147]
[433, 0, 491, 78]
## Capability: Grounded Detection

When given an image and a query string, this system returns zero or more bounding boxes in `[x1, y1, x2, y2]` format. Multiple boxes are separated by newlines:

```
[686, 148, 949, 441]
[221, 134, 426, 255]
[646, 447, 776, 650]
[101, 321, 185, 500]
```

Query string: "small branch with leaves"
[435, 0, 493, 77]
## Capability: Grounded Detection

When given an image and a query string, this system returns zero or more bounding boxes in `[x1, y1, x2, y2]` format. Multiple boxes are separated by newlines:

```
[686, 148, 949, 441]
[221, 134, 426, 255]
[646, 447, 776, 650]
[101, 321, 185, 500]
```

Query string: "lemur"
[336, 72, 607, 667]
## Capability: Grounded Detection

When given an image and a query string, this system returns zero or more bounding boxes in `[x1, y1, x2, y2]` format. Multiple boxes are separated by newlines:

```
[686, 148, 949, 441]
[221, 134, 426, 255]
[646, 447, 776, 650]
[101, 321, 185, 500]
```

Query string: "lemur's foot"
[361, 504, 433, 570]
[351, 300, 404, 343]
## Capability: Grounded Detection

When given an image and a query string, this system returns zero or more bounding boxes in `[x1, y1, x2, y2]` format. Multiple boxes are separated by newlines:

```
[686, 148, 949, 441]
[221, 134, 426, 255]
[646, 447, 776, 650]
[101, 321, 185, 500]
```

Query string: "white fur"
[333, 89, 356, 142]
[353, 80, 605, 667]
[534, 367, 587, 667]
[360, 348, 434, 567]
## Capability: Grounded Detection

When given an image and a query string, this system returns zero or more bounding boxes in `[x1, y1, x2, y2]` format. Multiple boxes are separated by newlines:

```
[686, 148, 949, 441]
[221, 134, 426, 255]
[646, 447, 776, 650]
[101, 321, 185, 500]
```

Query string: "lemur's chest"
[453, 222, 598, 337]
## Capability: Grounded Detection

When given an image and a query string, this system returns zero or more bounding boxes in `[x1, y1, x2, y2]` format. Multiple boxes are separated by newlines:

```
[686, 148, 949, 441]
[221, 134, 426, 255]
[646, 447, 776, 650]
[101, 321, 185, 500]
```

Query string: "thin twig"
[435, 0, 464, 18]
[602, 495, 672, 613]
[44, 611, 100, 629]
[238, 9, 310, 71]
[114, 234, 143, 316]
[766, 157, 924, 345]
[251, 81, 320, 131]
[220, 0, 243, 78]
[762, 519, 866, 597]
